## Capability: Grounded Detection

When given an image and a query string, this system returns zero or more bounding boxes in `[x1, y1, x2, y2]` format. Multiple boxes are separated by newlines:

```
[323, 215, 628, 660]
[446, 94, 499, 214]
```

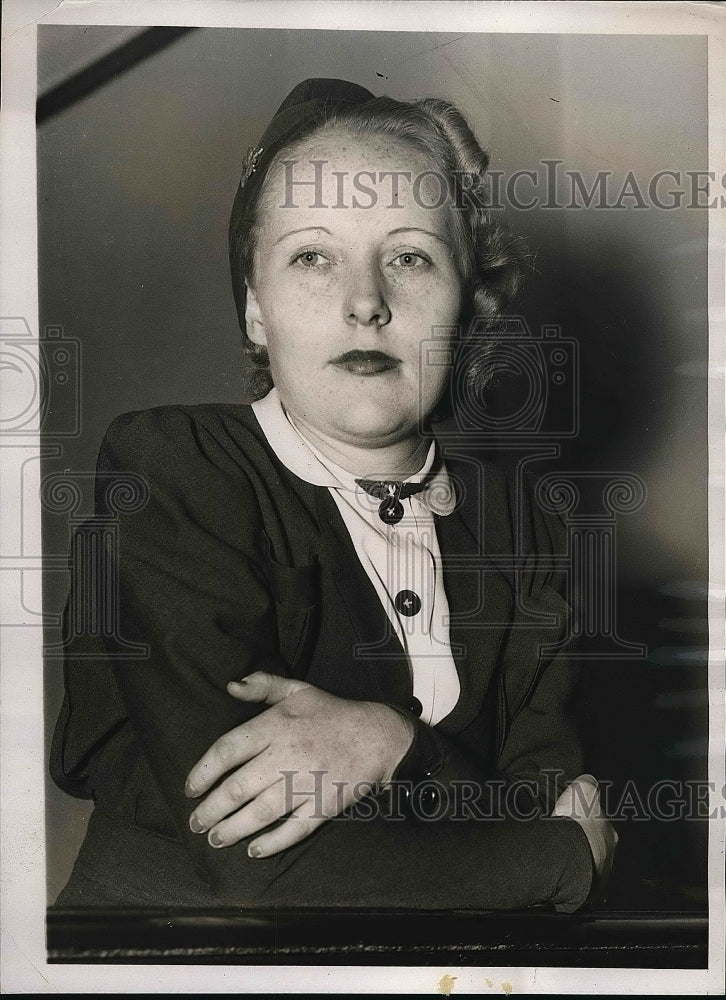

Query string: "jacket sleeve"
[83, 407, 301, 901]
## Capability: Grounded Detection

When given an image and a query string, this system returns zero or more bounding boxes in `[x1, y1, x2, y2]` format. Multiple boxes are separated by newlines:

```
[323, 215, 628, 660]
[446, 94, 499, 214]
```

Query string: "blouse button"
[395, 589, 421, 616]
[409, 697, 423, 717]
[379, 498, 404, 524]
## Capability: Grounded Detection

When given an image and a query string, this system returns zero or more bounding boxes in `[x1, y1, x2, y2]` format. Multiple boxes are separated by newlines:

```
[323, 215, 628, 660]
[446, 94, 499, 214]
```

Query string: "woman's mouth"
[331, 350, 401, 376]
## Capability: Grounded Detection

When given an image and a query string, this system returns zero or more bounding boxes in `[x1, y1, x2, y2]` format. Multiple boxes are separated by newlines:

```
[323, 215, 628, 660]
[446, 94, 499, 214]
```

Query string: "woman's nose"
[344, 268, 391, 328]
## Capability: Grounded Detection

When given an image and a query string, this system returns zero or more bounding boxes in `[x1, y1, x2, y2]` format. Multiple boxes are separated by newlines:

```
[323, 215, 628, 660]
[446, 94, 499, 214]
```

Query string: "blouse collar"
[252, 388, 456, 516]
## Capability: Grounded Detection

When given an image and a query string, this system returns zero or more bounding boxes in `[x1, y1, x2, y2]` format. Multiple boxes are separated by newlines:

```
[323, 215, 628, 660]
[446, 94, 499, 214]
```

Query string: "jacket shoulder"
[104, 403, 259, 449]
[99, 403, 274, 479]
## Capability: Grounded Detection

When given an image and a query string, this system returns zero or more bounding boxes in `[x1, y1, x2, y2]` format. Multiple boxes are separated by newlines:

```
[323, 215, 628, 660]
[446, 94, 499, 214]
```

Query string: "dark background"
[38, 27, 709, 909]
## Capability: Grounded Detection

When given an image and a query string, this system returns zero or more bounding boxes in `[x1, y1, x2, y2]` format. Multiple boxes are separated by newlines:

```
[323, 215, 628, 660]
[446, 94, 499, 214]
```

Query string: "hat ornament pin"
[241, 145, 264, 185]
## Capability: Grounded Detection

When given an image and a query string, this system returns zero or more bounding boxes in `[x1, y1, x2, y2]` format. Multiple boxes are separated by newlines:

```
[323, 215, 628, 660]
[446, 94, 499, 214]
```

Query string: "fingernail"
[189, 814, 205, 833]
[248, 843, 264, 858]
[209, 831, 224, 848]
[185, 779, 198, 797]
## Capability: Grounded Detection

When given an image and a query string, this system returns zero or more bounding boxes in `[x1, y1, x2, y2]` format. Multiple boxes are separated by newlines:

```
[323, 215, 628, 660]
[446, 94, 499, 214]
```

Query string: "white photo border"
[1, 0, 724, 993]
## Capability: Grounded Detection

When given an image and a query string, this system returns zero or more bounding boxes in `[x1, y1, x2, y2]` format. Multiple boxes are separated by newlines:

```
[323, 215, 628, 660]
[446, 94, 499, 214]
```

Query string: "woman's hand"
[184, 671, 414, 858]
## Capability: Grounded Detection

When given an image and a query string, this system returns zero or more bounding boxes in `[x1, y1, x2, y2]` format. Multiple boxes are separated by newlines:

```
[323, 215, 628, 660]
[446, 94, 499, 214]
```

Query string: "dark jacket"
[50, 404, 592, 910]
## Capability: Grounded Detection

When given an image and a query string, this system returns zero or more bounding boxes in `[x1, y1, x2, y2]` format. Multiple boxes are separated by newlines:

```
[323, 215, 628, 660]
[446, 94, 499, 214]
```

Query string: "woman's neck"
[288, 413, 430, 479]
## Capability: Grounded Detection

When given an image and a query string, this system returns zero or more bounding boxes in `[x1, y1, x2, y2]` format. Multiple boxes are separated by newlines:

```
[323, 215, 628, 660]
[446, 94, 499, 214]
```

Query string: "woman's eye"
[390, 251, 430, 269]
[293, 250, 327, 268]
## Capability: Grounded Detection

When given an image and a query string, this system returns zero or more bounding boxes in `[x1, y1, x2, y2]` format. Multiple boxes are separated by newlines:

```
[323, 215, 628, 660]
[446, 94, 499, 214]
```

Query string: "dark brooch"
[356, 479, 426, 525]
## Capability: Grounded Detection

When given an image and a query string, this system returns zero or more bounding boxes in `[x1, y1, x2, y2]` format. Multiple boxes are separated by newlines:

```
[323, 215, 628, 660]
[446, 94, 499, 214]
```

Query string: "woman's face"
[245, 130, 464, 457]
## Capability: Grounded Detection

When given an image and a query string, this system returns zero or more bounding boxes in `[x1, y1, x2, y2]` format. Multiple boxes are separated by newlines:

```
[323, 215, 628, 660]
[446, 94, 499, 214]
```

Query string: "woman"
[51, 78, 615, 911]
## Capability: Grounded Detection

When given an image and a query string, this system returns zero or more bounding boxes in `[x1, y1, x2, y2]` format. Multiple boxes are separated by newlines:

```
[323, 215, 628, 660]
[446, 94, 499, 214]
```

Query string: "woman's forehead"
[256, 129, 456, 238]
[282, 127, 436, 170]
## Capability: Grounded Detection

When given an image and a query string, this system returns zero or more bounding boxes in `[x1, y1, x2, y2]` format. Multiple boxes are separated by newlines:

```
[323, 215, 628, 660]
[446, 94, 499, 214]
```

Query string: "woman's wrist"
[363, 702, 416, 784]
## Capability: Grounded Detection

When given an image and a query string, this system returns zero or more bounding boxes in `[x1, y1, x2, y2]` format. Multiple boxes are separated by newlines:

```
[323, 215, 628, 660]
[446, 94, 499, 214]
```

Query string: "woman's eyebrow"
[387, 227, 453, 247]
[274, 226, 333, 245]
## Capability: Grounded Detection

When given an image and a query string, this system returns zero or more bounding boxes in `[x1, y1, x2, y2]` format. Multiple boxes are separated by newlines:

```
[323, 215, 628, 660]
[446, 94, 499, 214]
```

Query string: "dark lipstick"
[331, 350, 400, 376]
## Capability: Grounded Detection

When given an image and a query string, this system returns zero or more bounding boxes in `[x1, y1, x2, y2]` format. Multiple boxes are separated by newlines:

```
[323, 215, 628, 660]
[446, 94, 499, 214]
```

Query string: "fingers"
[185, 718, 269, 798]
[199, 777, 327, 857]
[226, 671, 310, 706]
[188, 752, 273, 834]
[552, 777, 618, 880]
[248, 799, 330, 858]
[186, 676, 381, 858]
[185, 675, 312, 797]
[189, 766, 362, 857]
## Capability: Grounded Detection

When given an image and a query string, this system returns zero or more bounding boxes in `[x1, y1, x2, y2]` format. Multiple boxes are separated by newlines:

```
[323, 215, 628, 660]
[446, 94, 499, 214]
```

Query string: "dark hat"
[229, 78, 376, 329]
[249, 78, 375, 162]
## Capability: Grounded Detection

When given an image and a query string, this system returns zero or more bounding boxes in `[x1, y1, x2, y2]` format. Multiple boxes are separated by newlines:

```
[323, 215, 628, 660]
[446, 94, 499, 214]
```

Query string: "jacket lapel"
[313, 489, 413, 707]
[434, 450, 516, 737]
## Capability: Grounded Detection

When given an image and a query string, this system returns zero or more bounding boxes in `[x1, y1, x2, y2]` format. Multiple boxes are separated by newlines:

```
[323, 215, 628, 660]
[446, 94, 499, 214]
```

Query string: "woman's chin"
[284, 392, 429, 449]
[331, 407, 423, 448]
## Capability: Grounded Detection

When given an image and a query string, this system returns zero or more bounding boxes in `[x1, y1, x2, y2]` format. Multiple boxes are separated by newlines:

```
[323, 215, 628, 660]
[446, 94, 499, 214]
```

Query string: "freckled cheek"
[284, 277, 342, 320]
[433, 281, 464, 322]
[397, 276, 461, 317]
[404, 295, 460, 341]
[264, 311, 337, 372]
[267, 282, 331, 324]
